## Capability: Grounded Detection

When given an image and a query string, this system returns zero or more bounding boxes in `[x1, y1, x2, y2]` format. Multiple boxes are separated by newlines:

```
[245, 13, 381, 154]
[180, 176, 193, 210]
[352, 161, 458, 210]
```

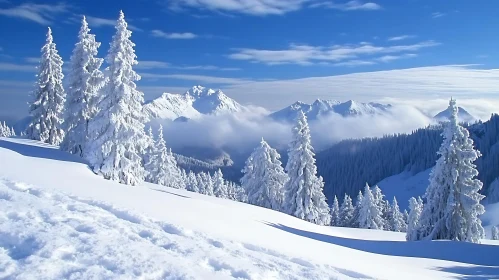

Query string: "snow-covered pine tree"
[61, 16, 105, 156]
[26, 27, 65, 145]
[0, 122, 8, 137]
[143, 126, 155, 177]
[391, 197, 407, 232]
[10, 127, 15, 137]
[85, 11, 146, 186]
[166, 148, 185, 189]
[358, 183, 384, 230]
[417, 98, 485, 243]
[403, 209, 409, 225]
[241, 138, 288, 211]
[226, 181, 237, 200]
[351, 190, 364, 228]
[284, 111, 331, 225]
[186, 171, 199, 193]
[339, 194, 355, 227]
[213, 169, 228, 198]
[381, 199, 392, 231]
[205, 172, 214, 195]
[330, 196, 340, 226]
[406, 196, 423, 241]
[492, 226, 499, 240]
[197, 173, 206, 194]
[144, 125, 171, 186]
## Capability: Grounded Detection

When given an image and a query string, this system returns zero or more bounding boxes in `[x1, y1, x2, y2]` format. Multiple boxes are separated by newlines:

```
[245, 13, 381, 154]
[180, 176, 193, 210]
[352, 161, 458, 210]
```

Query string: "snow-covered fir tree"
[403, 209, 409, 225]
[85, 11, 146, 186]
[492, 226, 499, 240]
[226, 181, 237, 200]
[284, 111, 331, 225]
[186, 171, 199, 193]
[166, 148, 185, 189]
[406, 196, 423, 241]
[390, 197, 407, 232]
[351, 190, 364, 228]
[241, 138, 288, 211]
[339, 194, 355, 227]
[26, 27, 66, 145]
[381, 199, 392, 231]
[197, 173, 206, 194]
[358, 183, 384, 230]
[330, 196, 340, 226]
[417, 98, 485, 243]
[144, 125, 173, 187]
[205, 172, 214, 195]
[143, 126, 155, 174]
[0, 122, 15, 137]
[213, 169, 228, 198]
[61, 16, 106, 156]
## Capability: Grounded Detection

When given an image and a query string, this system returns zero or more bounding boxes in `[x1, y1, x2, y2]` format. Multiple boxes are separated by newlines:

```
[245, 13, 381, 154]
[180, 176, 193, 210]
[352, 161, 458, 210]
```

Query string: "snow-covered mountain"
[433, 106, 476, 123]
[270, 99, 392, 122]
[143, 85, 245, 121]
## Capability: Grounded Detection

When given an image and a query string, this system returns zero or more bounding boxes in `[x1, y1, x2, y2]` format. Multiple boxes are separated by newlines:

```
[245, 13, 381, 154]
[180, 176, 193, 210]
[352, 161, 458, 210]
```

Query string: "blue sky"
[1, 0, 499, 120]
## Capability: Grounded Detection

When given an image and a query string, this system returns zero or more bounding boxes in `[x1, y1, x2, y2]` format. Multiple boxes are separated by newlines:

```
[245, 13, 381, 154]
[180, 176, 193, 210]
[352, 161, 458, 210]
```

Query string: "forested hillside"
[317, 114, 499, 204]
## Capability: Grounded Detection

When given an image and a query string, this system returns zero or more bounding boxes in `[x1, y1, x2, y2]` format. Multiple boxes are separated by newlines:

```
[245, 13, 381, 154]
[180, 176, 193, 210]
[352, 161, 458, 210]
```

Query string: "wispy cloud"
[332, 60, 375, 67]
[387, 35, 416, 41]
[151, 30, 197, 39]
[376, 53, 417, 63]
[24, 57, 39, 63]
[136, 60, 240, 71]
[0, 62, 36, 72]
[432, 12, 445, 18]
[0, 2, 69, 25]
[229, 41, 439, 65]
[86, 15, 143, 31]
[167, 0, 380, 16]
[310, 1, 381, 11]
[140, 73, 251, 84]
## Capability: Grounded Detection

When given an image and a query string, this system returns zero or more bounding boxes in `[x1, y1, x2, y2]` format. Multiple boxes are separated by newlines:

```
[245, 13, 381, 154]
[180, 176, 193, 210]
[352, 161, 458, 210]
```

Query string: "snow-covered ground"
[1, 137, 499, 280]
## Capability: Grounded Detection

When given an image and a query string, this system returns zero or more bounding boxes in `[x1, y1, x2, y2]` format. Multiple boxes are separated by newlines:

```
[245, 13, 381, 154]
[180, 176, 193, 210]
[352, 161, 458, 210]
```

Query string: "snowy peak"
[434, 106, 476, 123]
[143, 86, 245, 121]
[270, 99, 392, 122]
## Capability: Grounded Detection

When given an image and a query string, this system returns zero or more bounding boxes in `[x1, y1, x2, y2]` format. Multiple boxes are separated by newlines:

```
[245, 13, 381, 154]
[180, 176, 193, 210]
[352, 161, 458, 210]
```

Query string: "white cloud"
[167, 0, 380, 16]
[86, 15, 142, 31]
[387, 35, 416, 41]
[215, 65, 499, 114]
[136, 60, 240, 71]
[432, 12, 445, 18]
[140, 73, 251, 84]
[229, 41, 439, 65]
[310, 1, 381, 11]
[151, 30, 197, 39]
[135, 61, 171, 70]
[332, 60, 375, 67]
[376, 53, 417, 63]
[24, 57, 39, 63]
[0, 2, 69, 25]
[0, 62, 36, 72]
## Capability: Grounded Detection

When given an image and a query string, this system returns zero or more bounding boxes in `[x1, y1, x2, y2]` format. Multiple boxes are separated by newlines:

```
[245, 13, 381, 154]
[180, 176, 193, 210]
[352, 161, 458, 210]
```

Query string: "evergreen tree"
[144, 125, 172, 186]
[391, 197, 407, 232]
[492, 226, 499, 240]
[284, 111, 331, 225]
[186, 171, 199, 193]
[358, 183, 384, 230]
[381, 199, 392, 231]
[61, 16, 105, 156]
[330, 196, 340, 226]
[166, 148, 185, 189]
[205, 172, 214, 196]
[197, 173, 206, 194]
[352, 190, 364, 228]
[403, 209, 409, 225]
[85, 11, 146, 186]
[27, 27, 65, 145]
[213, 169, 228, 198]
[241, 138, 288, 210]
[339, 194, 355, 227]
[406, 196, 423, 241]
[417, 98, 485, 243]
[10, 127, 15, 137]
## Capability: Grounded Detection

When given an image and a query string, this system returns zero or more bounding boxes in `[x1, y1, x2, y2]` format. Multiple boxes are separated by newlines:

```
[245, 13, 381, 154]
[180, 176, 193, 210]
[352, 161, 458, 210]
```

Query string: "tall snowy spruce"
[390, 197, 407, 232]
[241, 138, 288, 211]
[61, 16, 106, 156]
[213, 169, 228, 198]
[27, 27, 66, 145]
[339, 194, 355, 227]
[492, 226, 499, 240]
[85, 11, 146, 185]
[417, 98, 485, 243]
[330, 196, 340, 226]
[358, 183, 384, 230]
[144, 125, 172, 186]
[283, 111, 331, 225]
[406, 196, 423, 241]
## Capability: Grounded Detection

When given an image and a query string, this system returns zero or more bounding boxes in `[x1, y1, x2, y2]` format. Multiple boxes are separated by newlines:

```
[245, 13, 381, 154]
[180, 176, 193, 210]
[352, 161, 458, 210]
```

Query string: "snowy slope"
[434, 106, 476, 123]
[1, 137, 499, 280]
[270, 99, 392, 122]
[143, 86, 245, 121]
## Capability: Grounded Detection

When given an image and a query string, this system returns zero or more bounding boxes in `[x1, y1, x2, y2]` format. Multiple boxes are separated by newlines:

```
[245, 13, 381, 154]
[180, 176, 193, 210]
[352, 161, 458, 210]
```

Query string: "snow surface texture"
[143, 86, 244, 121]
[1, 137, 499, 279]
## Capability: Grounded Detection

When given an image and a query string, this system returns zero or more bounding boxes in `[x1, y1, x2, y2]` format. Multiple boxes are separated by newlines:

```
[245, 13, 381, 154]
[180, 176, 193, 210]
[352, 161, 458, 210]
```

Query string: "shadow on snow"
[0, 138, 87, 164]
